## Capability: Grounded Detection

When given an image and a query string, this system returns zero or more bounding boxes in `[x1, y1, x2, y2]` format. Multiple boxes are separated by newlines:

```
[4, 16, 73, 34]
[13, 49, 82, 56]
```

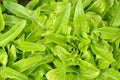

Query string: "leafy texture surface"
[0, 0, 120, 80]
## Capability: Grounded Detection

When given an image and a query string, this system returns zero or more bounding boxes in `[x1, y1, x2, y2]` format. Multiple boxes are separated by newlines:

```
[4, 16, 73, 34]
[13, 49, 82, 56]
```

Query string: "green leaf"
[96, 55, 112, 69]
[109, 3, 120, 27]
[114, 38, 120, 52]
[11, 54, 53, 72]
[3, 1, 45, 29]
[94, 27, 120, 42]
[46, 34, 70, 46]
[53, 3, 71, 35]
[73, 0, 88, 35]
[104, 0, 114, 10]
[66, 72, 79, 80]
[46, 62, 66, 80]
[26, 0, 39, 10]
[1, 0, 120, 79]
[0, 67, 28, 80]
[86, 12, 102, 30]
[0, 49, 8, 66]
[87, 0, 106, 13]
[105, 0, 118, 25]
[46, 69, 60, 80]
[14, 35, 46, 52]
[79, 59, 100, 79]
[0, 7, 5, 31]
[3, 14, 23, 26]
[3, 1, 32, 20]
[31, 64, 52, 80]
[8, 45, 17, 66]
[82, 0, 92, 8]
[55, 45, 71, 61]
[96, 68, 120, 80]
[26, 21, 43, 42]
[78, 38, 90, 52]
[91, 45, 115, 64]
[81, 47, 95, 65]
[0, 20, 26, 47]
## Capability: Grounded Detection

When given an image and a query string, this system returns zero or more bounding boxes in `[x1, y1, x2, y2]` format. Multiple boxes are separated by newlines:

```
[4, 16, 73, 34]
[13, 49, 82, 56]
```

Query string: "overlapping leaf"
[0, 0, 120, 80]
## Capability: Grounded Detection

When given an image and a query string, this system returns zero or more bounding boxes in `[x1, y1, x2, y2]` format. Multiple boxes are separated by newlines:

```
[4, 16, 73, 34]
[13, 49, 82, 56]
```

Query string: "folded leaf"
[0, 67, 28, 80]
[25, 0, 39, 10]
[0, 7, 5, 31]
[46, 69, 60, 80]
[86, 12, 102, 30]
[114, 38, 120, 52]
[0, 20, 26, 47]
[91, 45, 115, 64]
[78, 38, 90, 52]
[46, 34, 70, 46]
[97, 68, 120, 80]
[14, 35, 46, 52]
[11, 54, 53, 72]
[3, 1, 32, 20]
[94, 27, 120, 42]
[3, 14, 23, 26]
[82, 0, 92, 8]
[96, 55, 112, 69]
[0, 49, 8, 66]
[109, 3, 120, 27]
[73, 0, 88, 35]
[104, 0, 114, 10]
[87, 0, 106, 13]
[55, 45, 71, 61]
[81, 48, 95, 65]
[79, 59, 100, 79]
[66, 72, 79, 80]
[3, 1, 45, 29]
[53, 3, 71, 34]
[46, 62, 66, 80]
[8, 45, 17, 66]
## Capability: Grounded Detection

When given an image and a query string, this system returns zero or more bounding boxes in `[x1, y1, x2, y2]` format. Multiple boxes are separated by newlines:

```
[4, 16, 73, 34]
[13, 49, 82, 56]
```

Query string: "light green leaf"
[3, 1, 45, 29]
[86, 12, 102, 30]
[53, 3, 71, 35]
[109, 3, 120, 27]
[91, 45, 115, 64]
[26, 0, 39, 10]
[73, 0, 88, 35]
[0, 20, 26, 47]
[11, 54, 53, 72]
[8, 45, 17, 66]
[66, 72, 80, 80]
[82, 0, 92, 8]
[46, 62, 66, 80]
[94, 27, 120, 42]
[87, 0, 106, 13]
[0, 49, 8, 66]
[3, 14, 23, 26]
[78, 38, 90, 52]
[104, 0, 114, 10]
[14, 35, 46, 52]
[0, 67, 28, 80]
[55, 45, 71, 61]
[0, 7, 5, 31]
[79, 59, 100, 79]
[46, 69, 60, 80]
[96, 68, 120, 80]
[46, 34, 70, 46]
[3, 1, 32, 20]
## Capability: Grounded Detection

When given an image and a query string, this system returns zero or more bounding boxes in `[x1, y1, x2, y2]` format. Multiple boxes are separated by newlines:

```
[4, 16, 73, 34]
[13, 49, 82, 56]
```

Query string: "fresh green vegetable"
[0, 7, 5, 31]
[0, 20, 26, 47]
[0, 0, 120, 80]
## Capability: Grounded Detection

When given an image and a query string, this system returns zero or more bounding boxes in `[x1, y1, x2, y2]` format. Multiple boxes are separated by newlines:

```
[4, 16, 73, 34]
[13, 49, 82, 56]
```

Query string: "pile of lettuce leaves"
[0, 0, 120, 80]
